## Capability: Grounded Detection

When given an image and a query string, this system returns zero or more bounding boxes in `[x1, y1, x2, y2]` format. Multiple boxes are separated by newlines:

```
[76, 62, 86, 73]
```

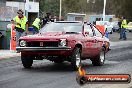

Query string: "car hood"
[20, 32, 77, 40]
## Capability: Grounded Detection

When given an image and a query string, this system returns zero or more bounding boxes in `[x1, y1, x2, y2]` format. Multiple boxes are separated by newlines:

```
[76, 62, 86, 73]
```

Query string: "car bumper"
[16, 47, 72, 52]
[113, 27, 119, 30]
[107, 28, 113, 33]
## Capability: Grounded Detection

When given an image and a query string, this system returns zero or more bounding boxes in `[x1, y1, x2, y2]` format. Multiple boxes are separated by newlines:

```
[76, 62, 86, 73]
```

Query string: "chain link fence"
[0, 6, 18, 21]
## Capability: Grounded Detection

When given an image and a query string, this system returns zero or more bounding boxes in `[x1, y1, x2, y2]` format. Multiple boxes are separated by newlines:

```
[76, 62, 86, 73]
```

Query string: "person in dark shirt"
[118, 21, 122, 32]
[42, 13, 51, 26]
[0, 32, 2, 38]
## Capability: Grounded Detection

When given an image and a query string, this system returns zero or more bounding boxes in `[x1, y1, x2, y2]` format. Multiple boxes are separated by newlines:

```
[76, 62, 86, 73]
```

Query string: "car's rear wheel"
[110, 31, 113, 34]
[21, 54, 33, 68]
[71, 47, 81, 70]
[113, 29, 115, 32]
[91, 48, 105, 66]
[129, 30, 132, 32]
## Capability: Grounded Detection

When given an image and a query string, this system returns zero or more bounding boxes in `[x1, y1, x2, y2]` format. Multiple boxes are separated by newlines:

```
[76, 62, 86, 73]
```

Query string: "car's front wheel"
[71, 47, 81, 70]
[91, 48, 105, 66]
[21, 54, 33, 68]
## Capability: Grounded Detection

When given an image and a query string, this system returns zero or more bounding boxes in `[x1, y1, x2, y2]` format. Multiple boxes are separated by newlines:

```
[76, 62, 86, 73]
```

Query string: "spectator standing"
[42, 13, 51, 26]
[32, 18, 41, 34]
[118, 17, 122, 33]
[105, 29, 109, 38]
[11, 9, 28, 47]
[0, 32, 2, 38]
[120, 17, 127, 40]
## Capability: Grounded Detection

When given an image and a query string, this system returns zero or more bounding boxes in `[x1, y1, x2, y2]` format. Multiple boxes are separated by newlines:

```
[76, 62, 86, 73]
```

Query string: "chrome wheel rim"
[100, 51, 105, 63]
[76, 53, 81, 68]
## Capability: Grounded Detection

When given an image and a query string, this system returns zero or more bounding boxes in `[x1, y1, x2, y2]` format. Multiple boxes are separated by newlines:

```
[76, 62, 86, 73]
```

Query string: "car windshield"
[40, 22, 82, 33]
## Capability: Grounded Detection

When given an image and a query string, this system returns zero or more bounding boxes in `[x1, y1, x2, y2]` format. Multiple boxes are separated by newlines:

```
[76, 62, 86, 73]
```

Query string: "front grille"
[27, 41, 59, 47]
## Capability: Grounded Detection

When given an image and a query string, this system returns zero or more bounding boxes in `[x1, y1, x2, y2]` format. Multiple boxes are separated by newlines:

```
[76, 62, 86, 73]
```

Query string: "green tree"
[39, 0, 132, 21]
[39, 0, 60, 16]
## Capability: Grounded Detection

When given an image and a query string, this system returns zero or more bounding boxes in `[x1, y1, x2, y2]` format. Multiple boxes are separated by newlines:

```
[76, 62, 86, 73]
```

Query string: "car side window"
[93, 26, 102, 37]
[84, 25, 94, 37]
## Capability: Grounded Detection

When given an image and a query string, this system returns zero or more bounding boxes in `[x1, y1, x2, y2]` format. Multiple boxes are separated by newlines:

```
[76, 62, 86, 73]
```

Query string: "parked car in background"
[111, 21, 120, 32]
[96, 21, 113, 34]
[127, 22, 132, 32]
[16, 21, 110, 70]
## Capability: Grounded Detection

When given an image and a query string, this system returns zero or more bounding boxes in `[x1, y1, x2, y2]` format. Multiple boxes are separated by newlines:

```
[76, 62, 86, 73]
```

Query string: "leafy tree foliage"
[39, 0, 60, 16]
[39, 0, 132, 21]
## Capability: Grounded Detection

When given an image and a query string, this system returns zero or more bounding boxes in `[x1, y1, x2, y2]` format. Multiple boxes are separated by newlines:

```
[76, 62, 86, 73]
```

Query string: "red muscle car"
[16, 21, 110, 70]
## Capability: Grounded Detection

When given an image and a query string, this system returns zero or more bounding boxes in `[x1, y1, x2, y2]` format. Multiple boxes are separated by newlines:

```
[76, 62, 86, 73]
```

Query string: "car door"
[83, 24, 95, 57]
[92, 25, 104, 56]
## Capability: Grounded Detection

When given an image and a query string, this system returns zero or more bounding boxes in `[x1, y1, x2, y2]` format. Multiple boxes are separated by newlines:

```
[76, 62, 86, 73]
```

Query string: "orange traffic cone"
[10, 24, 16, 51]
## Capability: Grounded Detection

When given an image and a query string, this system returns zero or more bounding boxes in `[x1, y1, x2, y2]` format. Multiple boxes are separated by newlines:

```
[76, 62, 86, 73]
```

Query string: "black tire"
[91, 48, 105, 66]
[71, 47, 81, 70]
[110, 31, 113, 34]
[113, 29, 115, 32]
[21, 55, 33, 68]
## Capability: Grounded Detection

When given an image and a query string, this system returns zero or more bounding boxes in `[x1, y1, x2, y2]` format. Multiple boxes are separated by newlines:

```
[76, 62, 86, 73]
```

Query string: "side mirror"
[84, 32, 89, 36]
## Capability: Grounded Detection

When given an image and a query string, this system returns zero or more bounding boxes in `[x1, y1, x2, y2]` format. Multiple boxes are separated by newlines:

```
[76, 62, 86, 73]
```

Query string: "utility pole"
[103, 0, 106, 21]
[87, 0, 90, 3]
[59, 0, 62, 21]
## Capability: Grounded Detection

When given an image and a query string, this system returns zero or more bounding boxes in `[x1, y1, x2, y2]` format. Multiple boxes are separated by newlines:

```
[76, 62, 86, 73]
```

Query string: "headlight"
[60, 39, 67, 47]
[20, 40, 26, 47]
